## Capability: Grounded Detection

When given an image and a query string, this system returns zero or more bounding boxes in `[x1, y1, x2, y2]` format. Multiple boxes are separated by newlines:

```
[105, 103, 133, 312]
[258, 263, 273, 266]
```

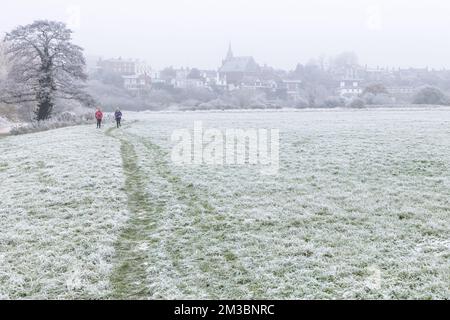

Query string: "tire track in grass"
[106, 126, 165, 299]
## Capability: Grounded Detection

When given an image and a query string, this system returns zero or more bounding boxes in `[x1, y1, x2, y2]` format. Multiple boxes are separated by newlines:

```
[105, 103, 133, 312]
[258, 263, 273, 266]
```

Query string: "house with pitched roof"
[219, 44, 260, 88]
[336, 68, 363, 97]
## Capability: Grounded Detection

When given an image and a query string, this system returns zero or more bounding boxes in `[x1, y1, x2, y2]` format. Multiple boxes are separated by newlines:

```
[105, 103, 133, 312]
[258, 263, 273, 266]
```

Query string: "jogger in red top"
[95, 108, 103, 129]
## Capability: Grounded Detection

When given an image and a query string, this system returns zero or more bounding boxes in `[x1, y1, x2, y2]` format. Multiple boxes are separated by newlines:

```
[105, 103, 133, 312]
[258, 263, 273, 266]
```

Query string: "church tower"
[225, 42, 233, 61]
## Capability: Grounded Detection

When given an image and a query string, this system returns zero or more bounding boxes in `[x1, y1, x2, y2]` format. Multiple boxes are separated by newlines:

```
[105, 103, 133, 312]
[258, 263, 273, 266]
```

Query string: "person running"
[95, 108, 103, 129]
[114, 108, 122, 128]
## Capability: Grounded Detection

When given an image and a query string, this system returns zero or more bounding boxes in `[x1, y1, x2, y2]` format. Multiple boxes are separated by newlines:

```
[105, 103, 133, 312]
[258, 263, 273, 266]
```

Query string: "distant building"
[97, 57, 158, 91]
[173, 78, 208, 89]
[97, 57, 153, 77]
[135, 61, 153, 76]
[122, 74, 151, 91]
[97, 57, 136, 75]
[338, 78, 363, 97]
[201, 70, 226, 87]
[395, 67, 429, 78]
[362, 66, 393, 82]
[175, 68, 190, 81]
[337, 68, 363, 97]
[282, 80, 303, 100]
[386, 86, 416, 95]
[170, 68, 209, 89]
[219, 44, 260, 86]
[240, 76, 277, 91]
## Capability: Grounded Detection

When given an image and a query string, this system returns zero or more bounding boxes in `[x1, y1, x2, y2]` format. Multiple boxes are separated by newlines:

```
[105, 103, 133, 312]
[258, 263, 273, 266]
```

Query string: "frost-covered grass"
[122, 108, 450, 299]
[0, 125, 128, 299]
[0, 108, 449, 299]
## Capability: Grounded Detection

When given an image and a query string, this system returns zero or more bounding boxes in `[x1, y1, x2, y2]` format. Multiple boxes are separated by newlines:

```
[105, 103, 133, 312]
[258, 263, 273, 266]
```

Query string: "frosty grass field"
[0, 108, 449, 299]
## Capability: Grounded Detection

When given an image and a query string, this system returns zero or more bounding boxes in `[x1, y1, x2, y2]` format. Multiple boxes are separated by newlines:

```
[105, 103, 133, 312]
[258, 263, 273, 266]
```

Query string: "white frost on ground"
[125, 108, 450, 299]
[0, 125, 128, 299]
[0, 108, 449, 299]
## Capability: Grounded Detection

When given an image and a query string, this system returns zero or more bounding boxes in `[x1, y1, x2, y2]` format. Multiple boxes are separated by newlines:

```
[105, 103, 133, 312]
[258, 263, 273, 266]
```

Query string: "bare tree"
[332, 52, 359, 70]
[363, 83, 388, 95]
[1, 20, 92, 120]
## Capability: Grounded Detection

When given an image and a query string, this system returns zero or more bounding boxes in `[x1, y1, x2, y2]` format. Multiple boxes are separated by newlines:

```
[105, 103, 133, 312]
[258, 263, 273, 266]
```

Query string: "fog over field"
[1, 0, 450, 69]
[0, 0, 449, 302]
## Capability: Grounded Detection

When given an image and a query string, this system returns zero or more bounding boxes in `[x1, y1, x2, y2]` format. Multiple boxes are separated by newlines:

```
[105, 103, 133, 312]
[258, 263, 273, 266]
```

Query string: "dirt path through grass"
[106, 126, 166, 298]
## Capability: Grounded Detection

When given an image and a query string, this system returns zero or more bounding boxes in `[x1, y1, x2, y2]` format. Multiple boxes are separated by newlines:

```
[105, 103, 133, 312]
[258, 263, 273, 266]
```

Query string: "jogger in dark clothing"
[114, 109, 122, 128]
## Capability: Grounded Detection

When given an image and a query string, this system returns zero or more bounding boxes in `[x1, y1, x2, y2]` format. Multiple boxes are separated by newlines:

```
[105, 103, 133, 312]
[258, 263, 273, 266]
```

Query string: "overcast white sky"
[1, 0, 449, 70]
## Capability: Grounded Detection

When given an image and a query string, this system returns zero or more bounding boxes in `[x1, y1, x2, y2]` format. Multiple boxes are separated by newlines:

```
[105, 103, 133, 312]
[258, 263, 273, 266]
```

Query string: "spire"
[226, 42, 233, 61]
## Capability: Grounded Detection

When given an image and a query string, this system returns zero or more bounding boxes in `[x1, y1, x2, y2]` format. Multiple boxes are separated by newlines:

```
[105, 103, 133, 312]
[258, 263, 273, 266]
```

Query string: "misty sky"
[1, 0, 450, 70]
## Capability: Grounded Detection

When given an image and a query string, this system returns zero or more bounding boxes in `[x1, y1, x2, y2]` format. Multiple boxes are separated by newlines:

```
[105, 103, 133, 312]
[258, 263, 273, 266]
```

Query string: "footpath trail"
[105, 123, 253, 299]
[105, 125, 160, 298]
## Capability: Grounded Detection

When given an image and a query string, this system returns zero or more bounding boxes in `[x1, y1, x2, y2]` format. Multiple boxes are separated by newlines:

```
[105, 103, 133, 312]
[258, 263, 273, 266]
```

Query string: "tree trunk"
[35, 95, 53, 121]
[35, 57, 55, 121]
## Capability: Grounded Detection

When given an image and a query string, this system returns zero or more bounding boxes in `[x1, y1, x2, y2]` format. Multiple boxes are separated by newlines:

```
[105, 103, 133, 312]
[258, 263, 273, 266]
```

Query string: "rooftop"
[220, 56, 259, 73]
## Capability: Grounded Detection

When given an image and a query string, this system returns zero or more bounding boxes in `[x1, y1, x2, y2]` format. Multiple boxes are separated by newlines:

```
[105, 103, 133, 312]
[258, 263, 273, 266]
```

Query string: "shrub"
[323, 96, 344, 108]
[347, 97, 365, 108]
[197, 98, 233, 110]
[295, 97, 309, 108]
[363, 92, 393, 105]
[413, 86, 448, 105]
[10, 112, 96, 135]
[181, 99, 200, 108]
[284, 97, 309, 109]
